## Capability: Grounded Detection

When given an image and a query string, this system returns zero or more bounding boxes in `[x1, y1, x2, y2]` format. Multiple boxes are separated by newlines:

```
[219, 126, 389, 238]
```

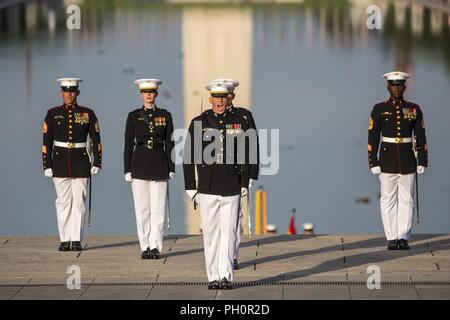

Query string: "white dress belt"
[54, 141, 87, 148]
[381, 136, 412, 143]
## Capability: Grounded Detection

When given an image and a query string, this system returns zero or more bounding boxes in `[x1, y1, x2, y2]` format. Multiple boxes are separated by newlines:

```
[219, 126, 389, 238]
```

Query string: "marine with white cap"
[368, 71, 428, 250]
[183, 81, 250, 290]
[207, 78, 260, 270]
[42, 78, 102, 252]
[124, 79, 175, 260]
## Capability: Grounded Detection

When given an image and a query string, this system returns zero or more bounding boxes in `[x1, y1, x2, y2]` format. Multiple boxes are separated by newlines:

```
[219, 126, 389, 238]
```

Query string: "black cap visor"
[140, 89, 157, 93]
[61, 86, 79, 92]
[387, 80, 406, 85]
[211, 93, 228, 98]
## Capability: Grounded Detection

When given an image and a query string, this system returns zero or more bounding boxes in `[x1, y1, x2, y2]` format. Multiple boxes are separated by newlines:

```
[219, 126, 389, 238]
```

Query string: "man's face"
[140, 90, 158, 104]
[210, 95, 229, 114]
[227, 92, 235, 107]
[387, 84, 406, 100]
[60, 89, 79, 106]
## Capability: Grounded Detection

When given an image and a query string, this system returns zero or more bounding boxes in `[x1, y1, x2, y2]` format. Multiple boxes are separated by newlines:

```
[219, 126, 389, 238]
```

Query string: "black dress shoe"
[71, 241, 82, 251]
[208, 280, 220, 290]
[58, 242, 70, 252]
[233, 259, 240, 270]
[141, 247, 151, 259]
[398, 239, 410, 250]
[387, 240, 398, 250]
[150, 248, 161, 259]
[219, 277, 233, 290]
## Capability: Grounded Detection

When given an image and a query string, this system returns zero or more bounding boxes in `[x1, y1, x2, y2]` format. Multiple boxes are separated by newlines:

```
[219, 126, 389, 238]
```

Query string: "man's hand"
[371, 166, 381, 175]
[417, 165, 425, 175]
[186, 190, 197, 200]
[44, 168, 53, 178]
[91, 166, 100, 175]
[186, 190, 200, 205]
[169, 172, 175, 180]
[241, 187, 248, 197]
[249, 179, 254, 188]
[125, 172, 133, 182]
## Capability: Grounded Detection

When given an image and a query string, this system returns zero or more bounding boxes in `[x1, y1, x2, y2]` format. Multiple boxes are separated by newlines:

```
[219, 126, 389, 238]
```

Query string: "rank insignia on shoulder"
[368, 116, 373, 130]
[75, 112, 89, 124]
[54, 115, 64, 119]
[381, 112, 392, 115]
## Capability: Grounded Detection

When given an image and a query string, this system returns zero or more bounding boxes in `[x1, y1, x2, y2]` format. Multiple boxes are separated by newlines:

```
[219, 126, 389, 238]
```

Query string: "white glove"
[44, 168, 53, 178]
[186, 189, 197, 200]
[125, 172, 133, 182]
[186, 190, 199, 205]
[371, 166, 381, 175]
[91, 166, 100, 175]
[169, 172, 175, 180]
[241, 187, 248, 197]
[249, 179, 254, 188]
[417, 165, 425, 175]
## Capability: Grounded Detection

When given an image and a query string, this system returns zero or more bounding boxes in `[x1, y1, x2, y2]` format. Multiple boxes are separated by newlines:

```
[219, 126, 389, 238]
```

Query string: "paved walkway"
[1, 234, 449, 299]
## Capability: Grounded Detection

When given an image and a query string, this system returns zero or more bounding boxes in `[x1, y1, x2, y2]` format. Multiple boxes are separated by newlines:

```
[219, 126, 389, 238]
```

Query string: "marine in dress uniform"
[368, 71, 428, 250]
[183, 82, 250, 290]
[207, 78, 260, 270]
[42, 78, 102, 252]
[124, 79, 175, 259]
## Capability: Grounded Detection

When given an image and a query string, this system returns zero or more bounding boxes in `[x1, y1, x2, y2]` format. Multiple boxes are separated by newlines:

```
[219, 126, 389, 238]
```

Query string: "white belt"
[54, 141, 87, 148]
[381, 136, 412, 143]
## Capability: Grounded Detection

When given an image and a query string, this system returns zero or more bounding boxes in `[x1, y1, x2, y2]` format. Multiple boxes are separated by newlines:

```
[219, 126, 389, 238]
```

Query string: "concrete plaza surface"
[1, 234, 449, 300]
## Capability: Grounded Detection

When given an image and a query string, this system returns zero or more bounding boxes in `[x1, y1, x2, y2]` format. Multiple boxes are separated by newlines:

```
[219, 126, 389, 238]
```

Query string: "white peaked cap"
[211, 78, 239, 88]
[57, 78, 82, 87]
[382, 71, 410, 82]
[207, 82, 234, 94]
[134, 79, 162, 90]
[303, 223, 314, 231]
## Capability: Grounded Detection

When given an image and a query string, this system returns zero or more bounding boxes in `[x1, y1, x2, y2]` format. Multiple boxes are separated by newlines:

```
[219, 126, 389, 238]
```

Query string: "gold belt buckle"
[67, 142, 75, 149]
[147, 140, 153, 149]
[395, 137, 403, 143]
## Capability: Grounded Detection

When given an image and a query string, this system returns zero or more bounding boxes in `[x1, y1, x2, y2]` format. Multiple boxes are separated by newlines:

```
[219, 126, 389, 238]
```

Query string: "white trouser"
[198, 193, 240, 282]
[131, 179, 167, 252]
[53, 177, 88, 242]
[234, 206, 244, 260]
[379, 173, 415, 241]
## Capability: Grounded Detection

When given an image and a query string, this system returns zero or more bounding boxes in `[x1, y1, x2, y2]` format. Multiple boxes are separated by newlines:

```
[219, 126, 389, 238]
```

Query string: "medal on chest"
[402, 107, 417, 120]
[74, 112, 89, 124]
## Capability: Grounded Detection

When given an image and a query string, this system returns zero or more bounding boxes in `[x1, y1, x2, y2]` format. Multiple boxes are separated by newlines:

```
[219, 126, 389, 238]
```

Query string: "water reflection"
[1, 0, 449, 235]
[181, 6, 253, 233]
